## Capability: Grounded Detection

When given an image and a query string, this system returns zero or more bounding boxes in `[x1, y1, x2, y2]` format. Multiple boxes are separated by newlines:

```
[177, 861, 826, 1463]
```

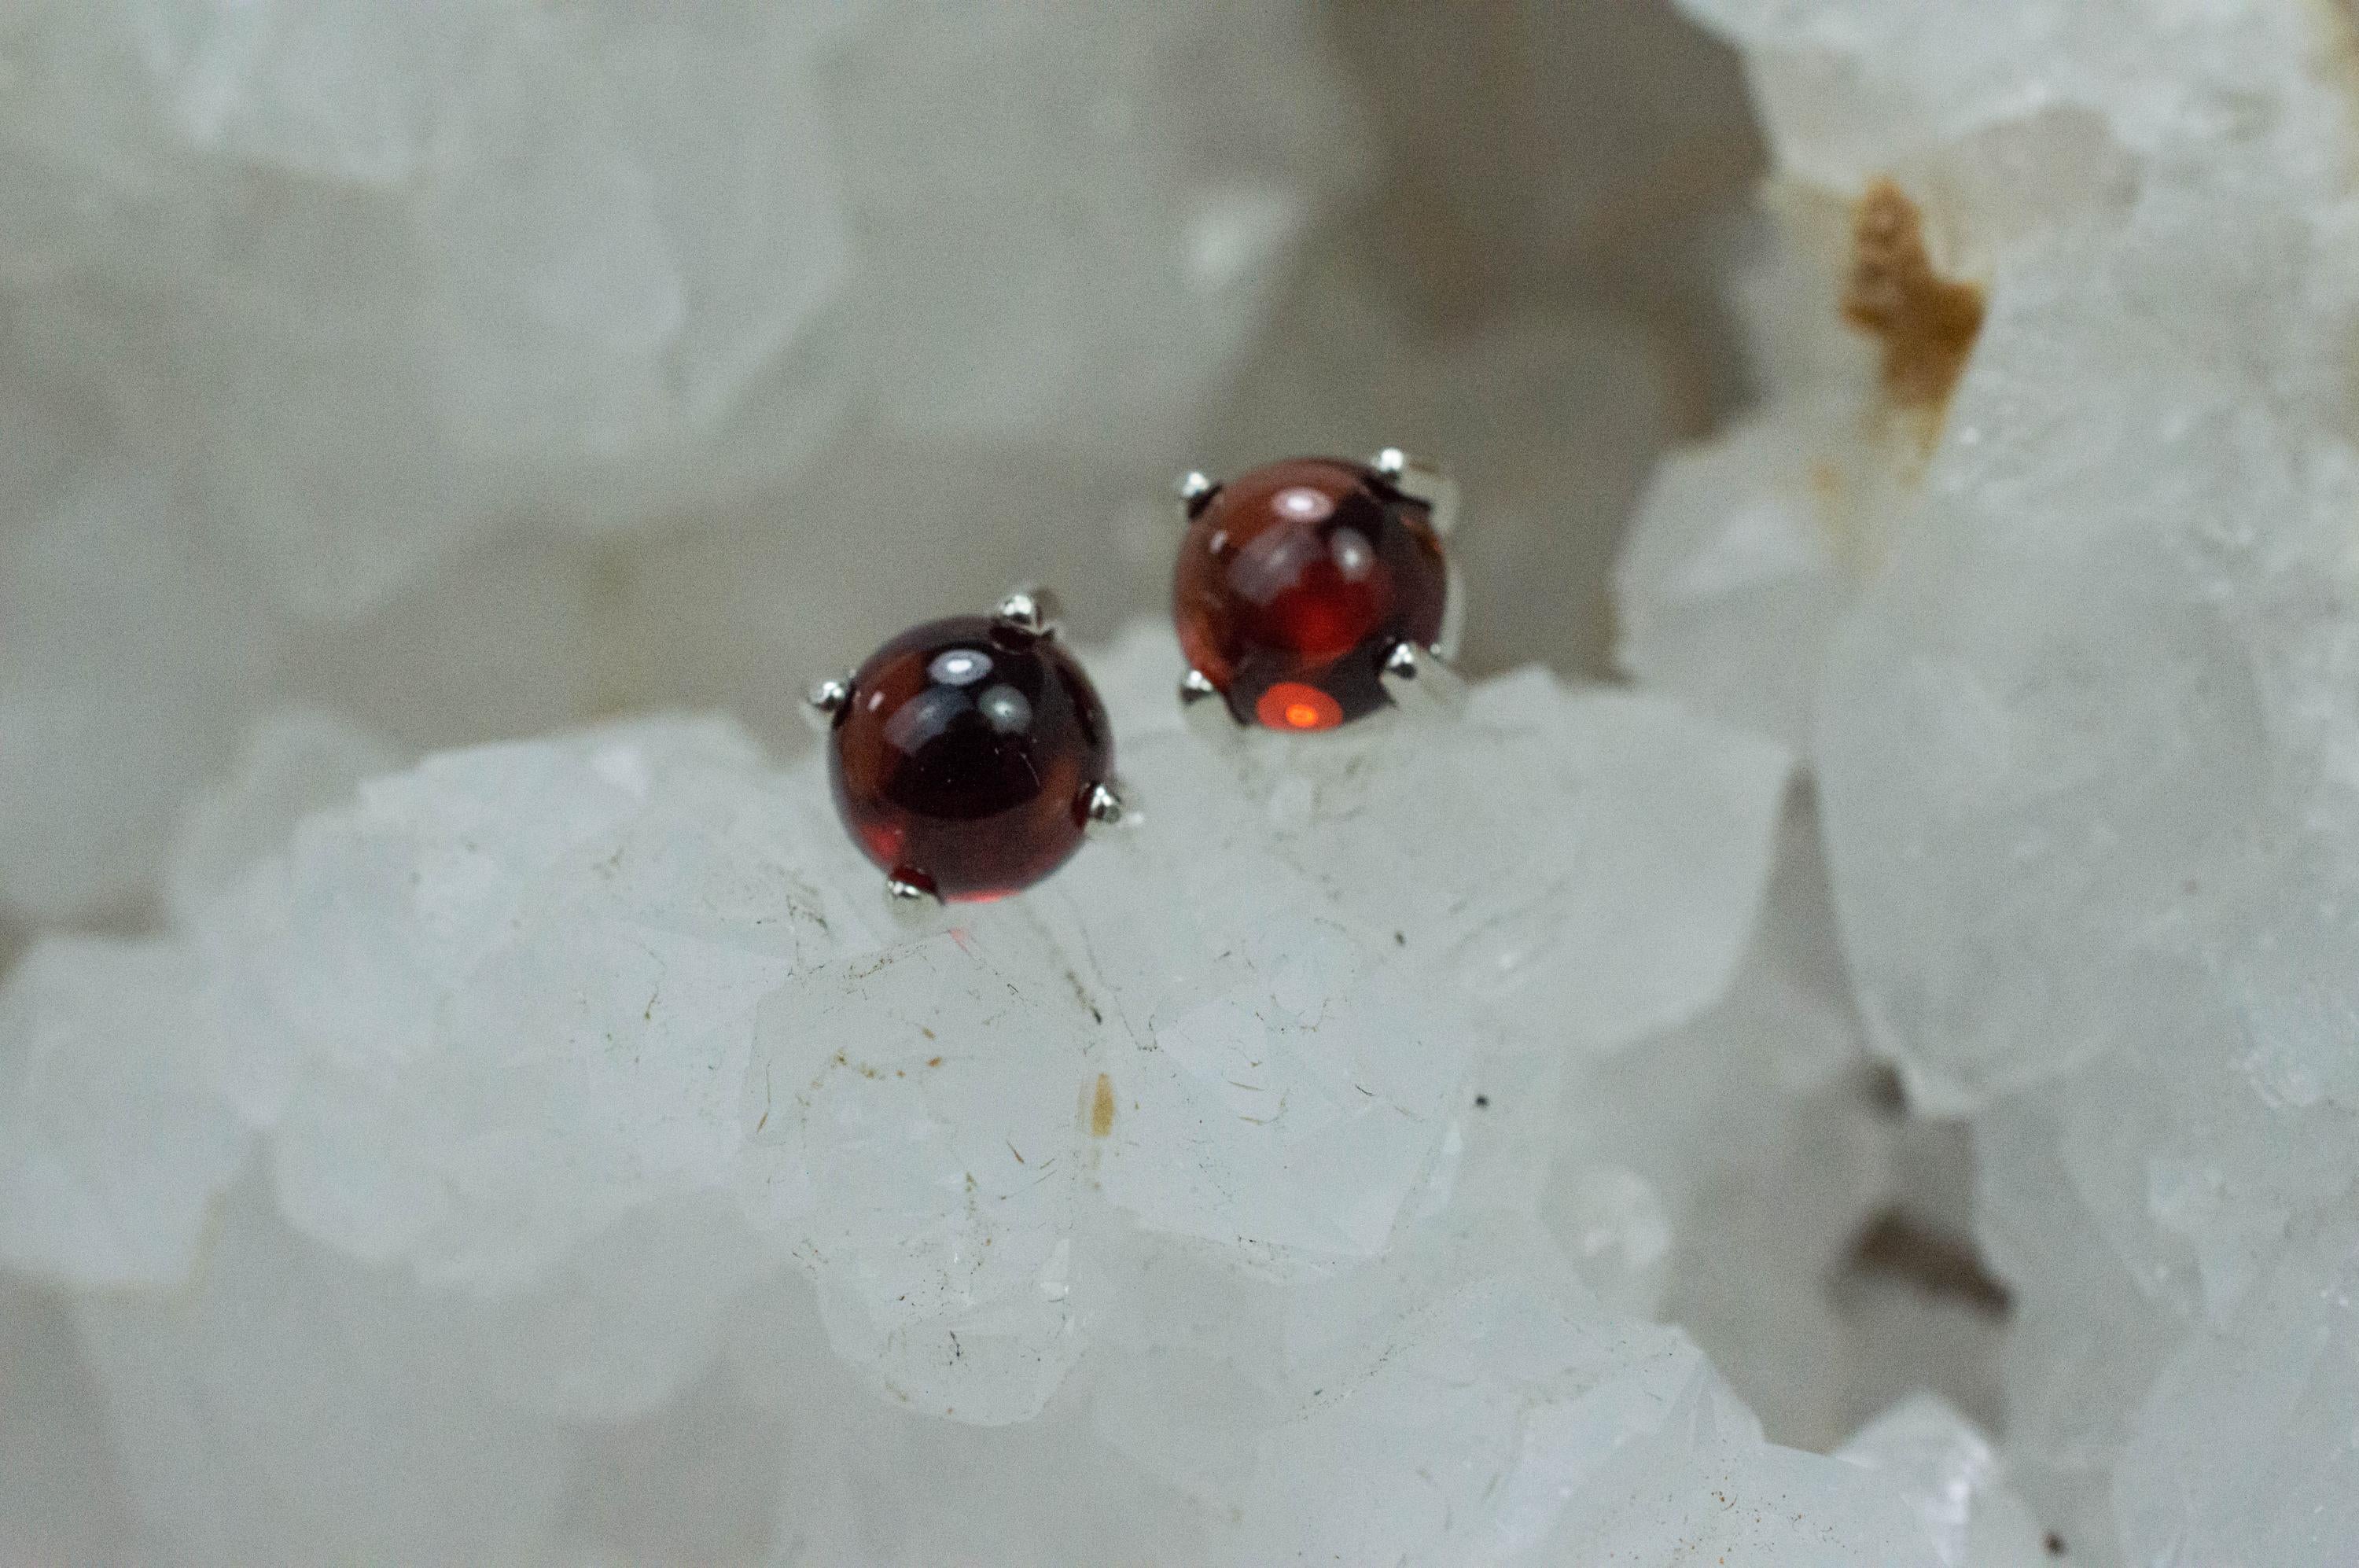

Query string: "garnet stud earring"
[1171, 450, 1465, 736]
[808, 588, 1127, 906]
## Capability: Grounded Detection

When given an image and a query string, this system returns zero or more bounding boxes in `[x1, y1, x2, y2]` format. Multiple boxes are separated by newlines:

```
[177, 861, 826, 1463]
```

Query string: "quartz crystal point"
[1836, 1393, 2050, 1567]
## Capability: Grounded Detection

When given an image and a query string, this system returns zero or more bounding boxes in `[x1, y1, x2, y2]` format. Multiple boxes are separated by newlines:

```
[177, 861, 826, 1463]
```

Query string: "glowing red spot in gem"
[1257, 682, 1344, 731]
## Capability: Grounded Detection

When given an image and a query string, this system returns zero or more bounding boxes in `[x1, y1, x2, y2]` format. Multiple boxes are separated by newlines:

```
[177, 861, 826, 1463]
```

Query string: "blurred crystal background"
[0, 0, 1770, 933]
[6, 0, 2357, 1562]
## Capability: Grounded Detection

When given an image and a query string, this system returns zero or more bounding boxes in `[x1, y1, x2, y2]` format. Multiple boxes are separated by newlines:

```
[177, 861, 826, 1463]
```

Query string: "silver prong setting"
[1177, 469, 1220, 521]
[993, 586, 1062, 639]
[1435, 556, 1467, 663]
[1371, 447, 1459, 538]
[1379, 639, 1467, 716]
[804, 673, 854, 733]
[884, 875, 941, 921]
[1083, 779, 1131, 837]
[1179, 667, 1242, 741]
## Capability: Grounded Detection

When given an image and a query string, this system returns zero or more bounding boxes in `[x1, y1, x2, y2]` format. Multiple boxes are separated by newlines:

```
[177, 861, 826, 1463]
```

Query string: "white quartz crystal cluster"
[0, 624, 2041, 1562]
[1623, 0, 2359, 1560]
[5, 0, 2354, 1561]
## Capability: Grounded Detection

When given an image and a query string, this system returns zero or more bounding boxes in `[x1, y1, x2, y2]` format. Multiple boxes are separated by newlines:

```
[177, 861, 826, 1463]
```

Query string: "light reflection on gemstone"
[1273, 484, 1335, 522]
[929, 648, 992, 686]
[979, 685, 1032, 734]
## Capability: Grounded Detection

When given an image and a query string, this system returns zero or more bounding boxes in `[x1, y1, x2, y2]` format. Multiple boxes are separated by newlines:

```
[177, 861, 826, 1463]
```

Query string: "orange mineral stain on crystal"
[1091, 1073, 1117, 1137]
[1842, 179, 1985, 414]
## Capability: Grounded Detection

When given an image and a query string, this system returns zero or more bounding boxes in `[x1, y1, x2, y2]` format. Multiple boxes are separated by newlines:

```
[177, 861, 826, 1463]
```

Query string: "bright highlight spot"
[1272, 484, 1335, 522]
[1257, 681, 1344, 731]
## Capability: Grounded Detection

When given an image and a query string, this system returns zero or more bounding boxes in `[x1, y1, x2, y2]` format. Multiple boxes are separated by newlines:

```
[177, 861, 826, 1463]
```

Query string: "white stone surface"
[75, 1178, 583, 1564]
[1837, 1393, 2048, 1567]
[0, 478, 600, 927]
[1086, 1208, 1948, 1565]
[0, 475, 275, 924]
[1617, 407, 1856, 749]
[2113, 1220, 2359, 1568]
[210, 716, 849, 1286]
[1648, 2, 2359, 1562]
[821, 2, 1363, 444]
[739, 914, 1098, 1426]
[2, 636, 1881, 1555]
[1076, 663, 1791, 1062]
[1227, 1275, 1940, 1565]
[0, 937, 248, 1287]
[165, 705, 398, 925]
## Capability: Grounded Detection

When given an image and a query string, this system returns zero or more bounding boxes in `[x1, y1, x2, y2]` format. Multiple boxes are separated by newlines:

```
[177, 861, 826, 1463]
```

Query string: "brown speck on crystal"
[1091, 1073, 1116, 1137]
[1842, 179, 1984, 414]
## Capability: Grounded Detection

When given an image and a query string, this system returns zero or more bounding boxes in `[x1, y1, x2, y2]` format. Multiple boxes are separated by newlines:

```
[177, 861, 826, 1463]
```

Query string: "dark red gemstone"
[828, 616, 1113, 901]
[1172, 457, 1448, 730]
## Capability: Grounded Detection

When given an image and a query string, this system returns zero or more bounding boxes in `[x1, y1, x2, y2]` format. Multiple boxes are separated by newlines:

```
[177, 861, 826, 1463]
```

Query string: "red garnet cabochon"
[828, 616, 1113, 901]
[1172, 457, 1448, 730]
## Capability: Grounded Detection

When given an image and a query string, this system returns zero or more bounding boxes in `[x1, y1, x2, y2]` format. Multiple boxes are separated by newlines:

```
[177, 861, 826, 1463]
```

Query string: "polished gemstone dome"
[828, 615, 1113, 900]
[1173, 457, 1448, 730]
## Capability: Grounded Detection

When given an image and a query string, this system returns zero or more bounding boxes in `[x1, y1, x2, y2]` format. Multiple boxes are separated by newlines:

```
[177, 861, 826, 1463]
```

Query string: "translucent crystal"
[165, 706, 397, 925]
[1188, 669, 1795, 1055]
[0, 597, 1845, 1554]
[206, 716, 852, 1286]
[1654, 6, 2359, 1564]
[1836, 1393, 2048, 1566]
[1551, 798, 1896, 1448]
[74, 1180, 581, 1562]
[0, 485, 601, 927]
[2113, 1221, 2359, 1568]
[1225, 1275, 1941, 1563]
[0, 937, 248, 1287]
[738, 915, 1097, 1426]
[1615, 80, 2143, 756]
[1616, 408, 1856, 749]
